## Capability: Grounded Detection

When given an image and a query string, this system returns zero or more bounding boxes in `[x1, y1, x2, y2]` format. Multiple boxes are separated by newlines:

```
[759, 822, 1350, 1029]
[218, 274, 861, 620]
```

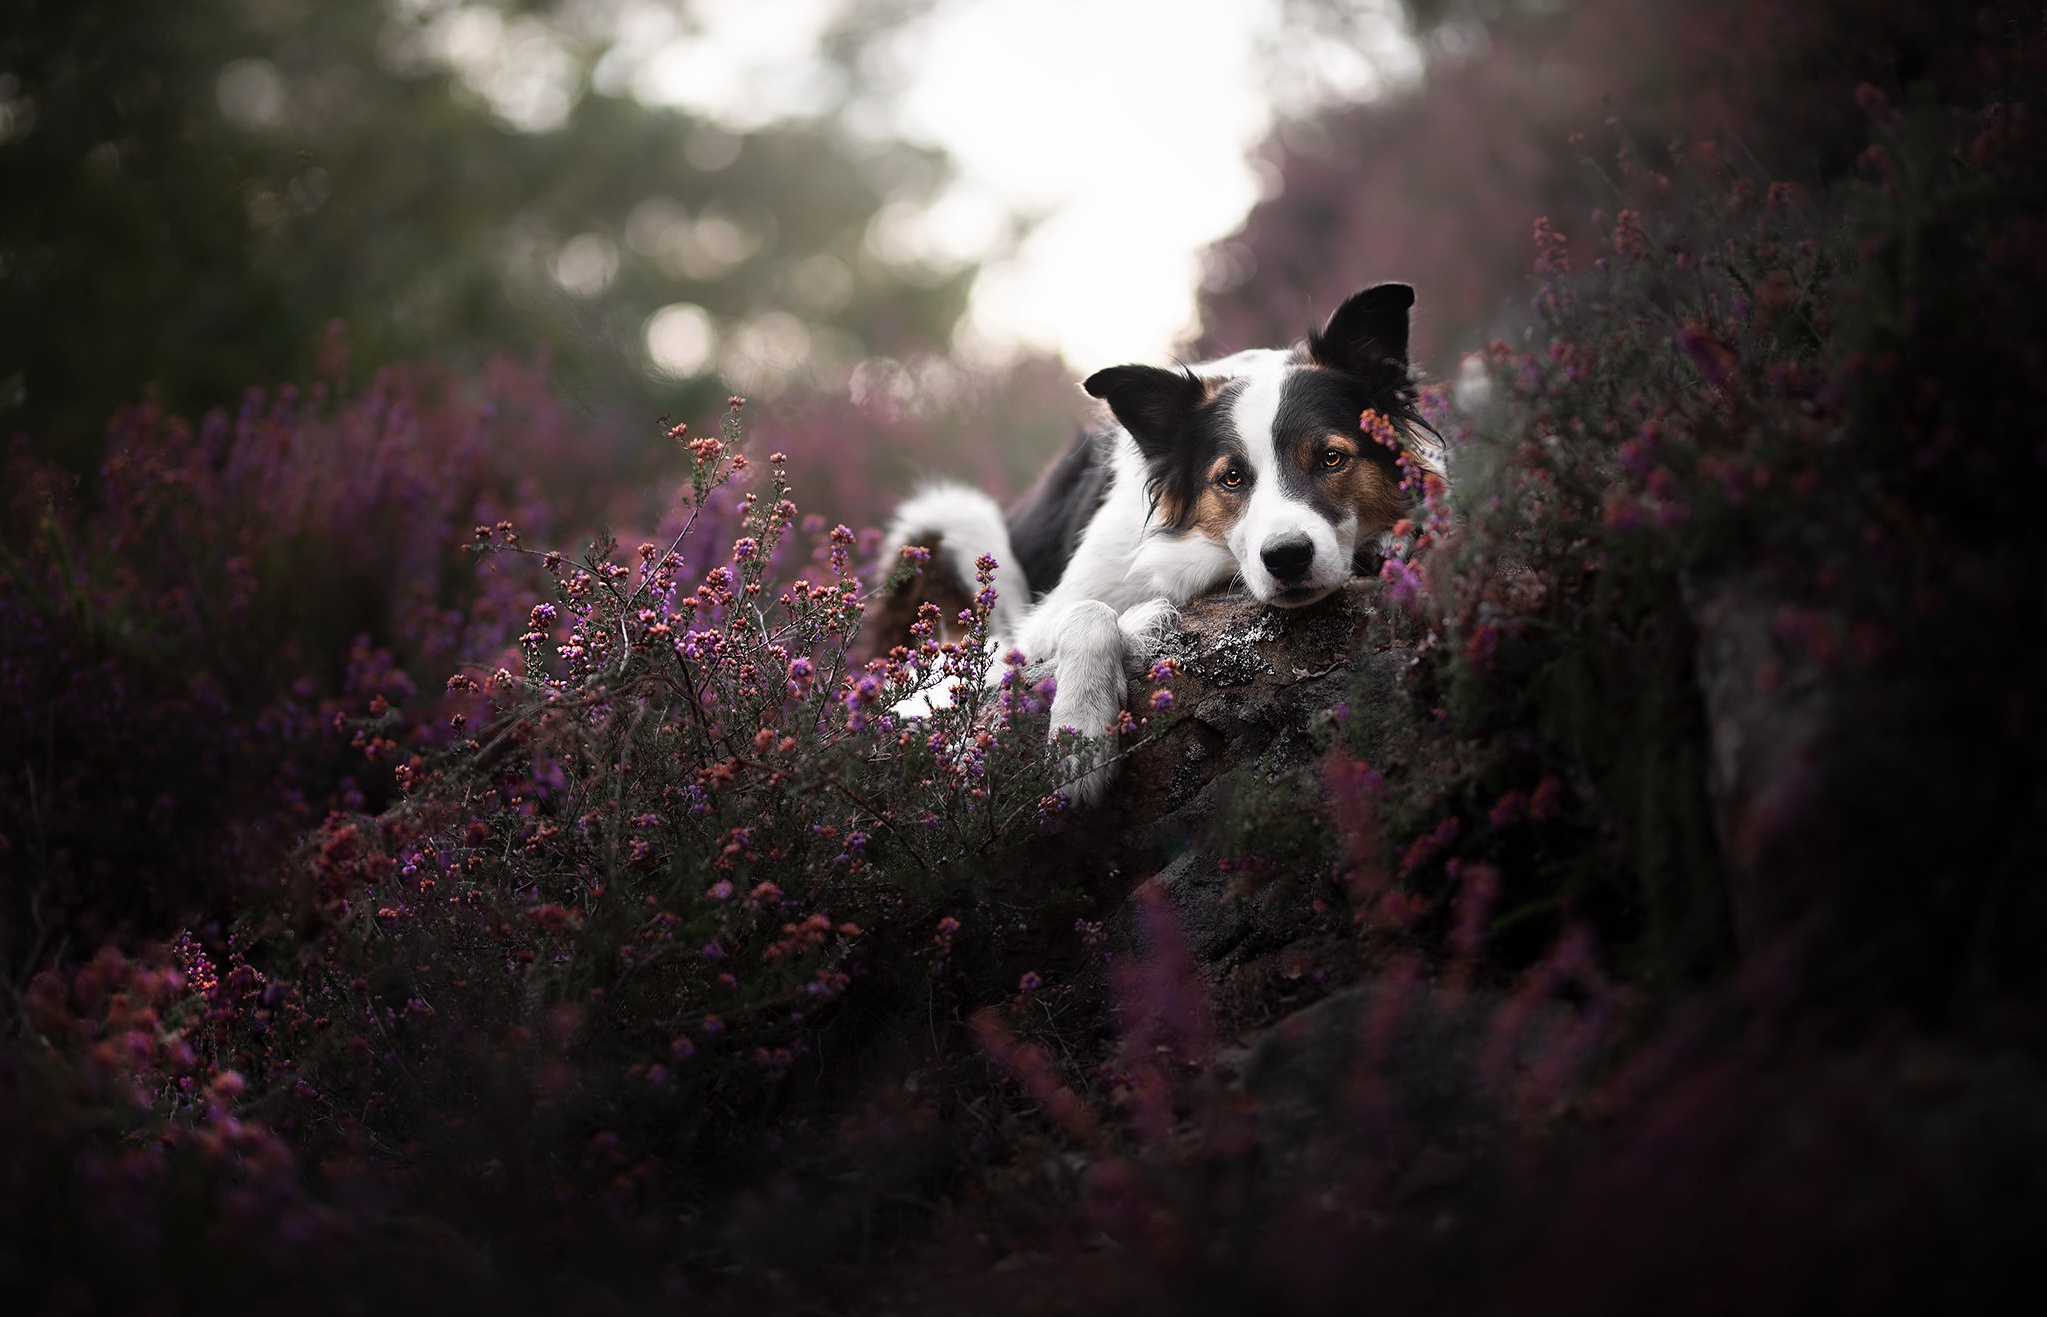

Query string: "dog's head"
[1083, 283, 1435, 608]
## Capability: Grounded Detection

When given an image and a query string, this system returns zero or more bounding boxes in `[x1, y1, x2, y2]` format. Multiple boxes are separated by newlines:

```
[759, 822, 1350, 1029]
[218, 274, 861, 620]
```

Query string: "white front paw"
[1046, 600, 1127, 804]
[1056, 737, 1118, 806]
[1049, 694, 1122, 805]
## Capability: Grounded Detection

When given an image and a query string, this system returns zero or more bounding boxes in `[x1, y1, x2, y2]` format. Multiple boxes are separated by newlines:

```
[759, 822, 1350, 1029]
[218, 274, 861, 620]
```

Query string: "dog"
[875, 282, 1438, 800]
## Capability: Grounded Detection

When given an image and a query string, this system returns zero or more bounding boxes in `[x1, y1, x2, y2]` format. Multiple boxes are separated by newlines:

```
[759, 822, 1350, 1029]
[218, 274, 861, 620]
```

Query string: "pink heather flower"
[1532, 216, 1570, 274]
[1361, 408, 1402, 451]
[1018, 972, 1043, 993]
[1379, 557, 1425, 610]
[1677, 323, 1739, 389]
[1451, 861, 1502, 964]
[1528, 776, 1565, 823]
[706, 881, 733, 900]
[1854, 81, 1901, 131]
[1396, 816, 1463, 881]
[1463, 624, 1501, 672]
[1489, 789, 1529, 828]
[1147, 657, 1181, 682]
[1612, 208, 1648, 260]
[1150, 689, 1175, 711]
[1602, 489, 1646, 531]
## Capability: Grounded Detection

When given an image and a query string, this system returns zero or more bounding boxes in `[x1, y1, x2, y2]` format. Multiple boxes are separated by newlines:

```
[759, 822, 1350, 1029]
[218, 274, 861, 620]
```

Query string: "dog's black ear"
[1307, 283, 1413, 383]
[1082, 365, 1206, 460]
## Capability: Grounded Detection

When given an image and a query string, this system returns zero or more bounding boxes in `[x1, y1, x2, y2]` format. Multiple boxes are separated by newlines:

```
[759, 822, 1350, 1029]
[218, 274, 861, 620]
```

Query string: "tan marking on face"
[1183, 453, 1251, 541]
[1329, 449, 1410, 535]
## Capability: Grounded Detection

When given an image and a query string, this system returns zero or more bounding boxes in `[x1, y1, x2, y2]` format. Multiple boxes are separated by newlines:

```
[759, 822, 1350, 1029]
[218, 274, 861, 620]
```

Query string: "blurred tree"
[0, 0, 966, 471]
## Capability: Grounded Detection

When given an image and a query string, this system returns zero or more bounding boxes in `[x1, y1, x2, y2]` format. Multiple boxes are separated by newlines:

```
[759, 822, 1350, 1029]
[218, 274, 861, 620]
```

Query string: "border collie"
[877, 282, 1438, 800]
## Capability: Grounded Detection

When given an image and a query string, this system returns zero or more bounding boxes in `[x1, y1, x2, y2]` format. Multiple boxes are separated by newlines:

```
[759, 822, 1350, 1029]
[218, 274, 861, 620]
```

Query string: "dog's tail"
[869, 482, 1031, 654]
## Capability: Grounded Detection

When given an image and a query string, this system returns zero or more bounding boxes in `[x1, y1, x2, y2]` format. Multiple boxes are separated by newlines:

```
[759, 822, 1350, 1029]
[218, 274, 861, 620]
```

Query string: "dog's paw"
[1117, 597, 1180, 656]
[1053, 732, 1119, 806]
[1040, 599, 1128, 805]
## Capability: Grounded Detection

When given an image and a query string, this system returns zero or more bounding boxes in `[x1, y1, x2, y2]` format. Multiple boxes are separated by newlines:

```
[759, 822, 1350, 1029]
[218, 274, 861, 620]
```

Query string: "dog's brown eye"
[1322, 448, 1349, 470]
[1217, 467, 1246, 490]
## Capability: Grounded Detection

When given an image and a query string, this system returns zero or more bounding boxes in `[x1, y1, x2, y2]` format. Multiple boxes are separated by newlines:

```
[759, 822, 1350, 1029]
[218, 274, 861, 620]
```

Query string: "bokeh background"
[11, 0, 1951, 524]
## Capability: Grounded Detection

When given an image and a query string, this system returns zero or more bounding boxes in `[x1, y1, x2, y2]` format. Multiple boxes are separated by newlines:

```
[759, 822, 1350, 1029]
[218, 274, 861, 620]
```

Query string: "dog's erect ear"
[1082, 365, 1207, 460]
[1307, 283, 1414, 382]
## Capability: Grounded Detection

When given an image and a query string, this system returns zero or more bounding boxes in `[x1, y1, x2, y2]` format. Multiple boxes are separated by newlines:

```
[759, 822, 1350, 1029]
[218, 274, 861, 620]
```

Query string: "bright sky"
[411, 0, 1419, 373]
[620, 0, 1418, 370]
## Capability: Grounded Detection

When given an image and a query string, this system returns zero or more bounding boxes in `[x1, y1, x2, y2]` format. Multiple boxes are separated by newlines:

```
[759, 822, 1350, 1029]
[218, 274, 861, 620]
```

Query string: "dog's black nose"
[1261, 535, 1315, 584]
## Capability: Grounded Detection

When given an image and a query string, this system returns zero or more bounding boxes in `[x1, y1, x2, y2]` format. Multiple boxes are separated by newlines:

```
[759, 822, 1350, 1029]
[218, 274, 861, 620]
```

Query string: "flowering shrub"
[239, 398, 1103, 1174]
[7, 6, 2046, 1311]
[859, 17, 2047, 1309]
[0, 352, 618, 973]
[1177, 9, 2047, 1013]
[4, 383, 1176, 1306]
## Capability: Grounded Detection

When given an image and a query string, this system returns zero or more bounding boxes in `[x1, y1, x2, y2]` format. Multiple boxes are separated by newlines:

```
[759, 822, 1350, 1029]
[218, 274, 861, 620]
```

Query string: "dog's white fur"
[881, 482, 1034, 641]
[882, 291, 1429, 802]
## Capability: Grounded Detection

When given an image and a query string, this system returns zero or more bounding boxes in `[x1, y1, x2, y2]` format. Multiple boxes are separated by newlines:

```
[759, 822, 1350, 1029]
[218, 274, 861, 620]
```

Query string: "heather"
[7, 4, 2047, 1315]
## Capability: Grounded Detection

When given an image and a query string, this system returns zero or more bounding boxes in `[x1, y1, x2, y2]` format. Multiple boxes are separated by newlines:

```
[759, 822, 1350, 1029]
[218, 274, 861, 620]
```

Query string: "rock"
[1148, 847, 1247, 963]
[1079, 579, 1418, 965]
[1108, 578, 1397, 844]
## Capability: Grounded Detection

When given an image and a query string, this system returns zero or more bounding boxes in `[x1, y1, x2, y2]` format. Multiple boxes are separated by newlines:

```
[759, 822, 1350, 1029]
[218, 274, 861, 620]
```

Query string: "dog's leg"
[1041, 599, 1128, 804]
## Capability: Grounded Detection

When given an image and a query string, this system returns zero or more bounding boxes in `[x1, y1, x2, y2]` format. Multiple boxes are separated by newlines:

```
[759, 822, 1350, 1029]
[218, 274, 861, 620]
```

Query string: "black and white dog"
[878, 282, 1438, 800]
